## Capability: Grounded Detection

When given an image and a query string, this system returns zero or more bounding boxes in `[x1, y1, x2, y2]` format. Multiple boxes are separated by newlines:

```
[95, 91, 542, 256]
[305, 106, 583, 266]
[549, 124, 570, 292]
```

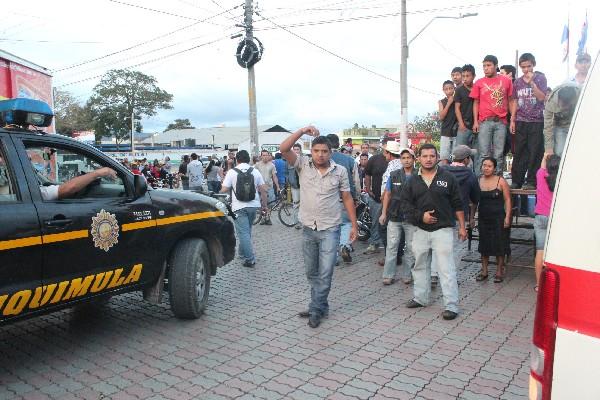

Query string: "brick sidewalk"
[0, 221, 536, 399]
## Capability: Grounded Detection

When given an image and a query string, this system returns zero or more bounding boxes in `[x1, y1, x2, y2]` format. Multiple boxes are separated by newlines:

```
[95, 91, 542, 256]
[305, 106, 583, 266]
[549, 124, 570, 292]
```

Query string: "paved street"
[0, 220, 537, 400]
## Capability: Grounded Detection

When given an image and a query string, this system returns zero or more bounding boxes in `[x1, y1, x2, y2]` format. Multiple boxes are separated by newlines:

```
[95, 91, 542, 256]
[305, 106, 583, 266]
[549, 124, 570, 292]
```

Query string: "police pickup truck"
[0, 99, 236, 324]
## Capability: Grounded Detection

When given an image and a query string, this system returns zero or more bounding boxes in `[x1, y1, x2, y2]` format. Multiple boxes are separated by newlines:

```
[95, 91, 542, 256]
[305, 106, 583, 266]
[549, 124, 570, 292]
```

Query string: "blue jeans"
[302, 226, 341, 317]
[411, 227, 459, 313]
[553, 127, 569, 157]
[456, 129, 479, 172]
[367, 196, 384, 246]
[440, 136, 456, 162]
[383, 221, 416, 281]
[339, 208, 352, 248]
[233, 207, 258, 263]
[477, 120, 507, 174]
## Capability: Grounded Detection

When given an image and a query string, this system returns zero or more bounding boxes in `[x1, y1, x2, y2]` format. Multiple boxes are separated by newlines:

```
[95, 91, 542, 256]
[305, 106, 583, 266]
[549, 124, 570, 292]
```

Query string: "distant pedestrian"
[288, 143, 303, 229]
[255, 150, 280, 225]
[477, 157, 512, 283]
[363, 138, 390, 254]
[454, 64, 477, 154]
[280, 126, 358, 328]
[357, 152, 369, 190]
[401, 144, 467, 320]
[509, 53, 547, 190]
[439, 80, 458, 165]
[205, 159, 224, 193]
[543, 83, 581, 156]
[355, 143, 372, 163]
[187, 153, 204, 190]
[220, 150, 268, 268]
[379, 147, 417, 285]
[273, 153, 287, 188]
[572, 52, 591, 86]
[471, 55, 514, 175]
[178, 155, 190, 190]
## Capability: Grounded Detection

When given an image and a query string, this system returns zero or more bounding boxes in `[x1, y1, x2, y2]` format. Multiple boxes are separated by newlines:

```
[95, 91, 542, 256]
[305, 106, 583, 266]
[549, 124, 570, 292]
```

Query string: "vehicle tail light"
[529, 268, 560, 400]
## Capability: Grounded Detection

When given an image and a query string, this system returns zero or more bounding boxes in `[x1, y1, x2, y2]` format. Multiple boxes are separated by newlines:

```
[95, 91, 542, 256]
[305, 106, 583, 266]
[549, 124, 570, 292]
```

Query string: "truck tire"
[168, 238, 211, 319]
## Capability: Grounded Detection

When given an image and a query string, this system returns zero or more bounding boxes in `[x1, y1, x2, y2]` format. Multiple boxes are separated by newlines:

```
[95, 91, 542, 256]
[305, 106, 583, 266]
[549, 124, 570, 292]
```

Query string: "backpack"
[232, 167, 256, 202]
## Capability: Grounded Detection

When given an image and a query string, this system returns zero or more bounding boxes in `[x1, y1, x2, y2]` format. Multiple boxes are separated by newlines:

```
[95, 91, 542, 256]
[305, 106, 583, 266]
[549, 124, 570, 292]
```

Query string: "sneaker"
[259, 220, 266, 225]
[364, 244, 379, 255]
[383, 278, 394, 285]
[308, 314, 321, 328]
[402, 277, 413, 284]
[442, 310, 458, 320]
[295, 224, 302, 230]
[431, 275, 439, 288]
[341, 246, 352, 263]
[298, 310, 328, 319]
[406, 299, 424, 308]
[242, 260, 256, 268]
[264, 219, 272, 225]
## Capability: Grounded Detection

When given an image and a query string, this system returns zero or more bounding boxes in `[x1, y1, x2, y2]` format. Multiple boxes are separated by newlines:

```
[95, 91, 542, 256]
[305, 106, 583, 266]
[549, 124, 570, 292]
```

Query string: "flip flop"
[494, 275, 504, 283]
[476, 272, 488, 281]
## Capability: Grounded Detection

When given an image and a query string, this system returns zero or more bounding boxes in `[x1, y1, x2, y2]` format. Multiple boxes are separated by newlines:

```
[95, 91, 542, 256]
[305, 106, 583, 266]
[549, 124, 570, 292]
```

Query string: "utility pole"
[245, 0, 259, 157]
[399, 0, 408, 148]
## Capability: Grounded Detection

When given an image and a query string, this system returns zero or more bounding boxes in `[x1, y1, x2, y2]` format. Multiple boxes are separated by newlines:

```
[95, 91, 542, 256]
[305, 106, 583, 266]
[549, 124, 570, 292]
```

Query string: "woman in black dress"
[477, 157, 512, 282]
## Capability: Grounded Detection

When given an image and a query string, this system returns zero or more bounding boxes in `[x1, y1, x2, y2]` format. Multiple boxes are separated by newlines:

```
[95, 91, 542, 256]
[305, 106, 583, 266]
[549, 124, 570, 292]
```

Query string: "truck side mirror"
[133, 174, 147, 199]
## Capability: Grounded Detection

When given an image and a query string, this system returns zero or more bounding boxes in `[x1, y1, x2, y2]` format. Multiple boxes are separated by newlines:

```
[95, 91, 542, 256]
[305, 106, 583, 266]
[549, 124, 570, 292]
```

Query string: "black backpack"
[232, 167, 256, 202]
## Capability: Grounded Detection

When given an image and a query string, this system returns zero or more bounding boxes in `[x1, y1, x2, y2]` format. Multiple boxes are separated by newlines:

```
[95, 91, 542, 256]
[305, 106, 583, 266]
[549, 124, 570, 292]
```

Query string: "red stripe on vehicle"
[546, 262, 600, 339]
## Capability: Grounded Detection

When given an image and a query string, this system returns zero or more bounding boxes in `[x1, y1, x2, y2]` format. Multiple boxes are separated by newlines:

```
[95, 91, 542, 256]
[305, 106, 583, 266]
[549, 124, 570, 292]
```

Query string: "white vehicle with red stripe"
[529, 52, 600, 399]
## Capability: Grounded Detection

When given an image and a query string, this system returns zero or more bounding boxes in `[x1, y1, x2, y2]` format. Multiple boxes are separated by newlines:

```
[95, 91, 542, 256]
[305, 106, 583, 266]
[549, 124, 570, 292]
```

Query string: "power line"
[255, 11, 438, 96]
[0, 38, 103, 44]
[54, 4, 241, 73]
[107, 0, 231, 24]
[56, 35, 230, 88]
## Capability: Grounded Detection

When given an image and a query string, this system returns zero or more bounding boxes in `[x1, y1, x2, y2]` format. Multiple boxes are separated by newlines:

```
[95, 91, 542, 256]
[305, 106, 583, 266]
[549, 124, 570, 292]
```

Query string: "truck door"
[0, 132, 43, 321]
[19, 138, 159, 306]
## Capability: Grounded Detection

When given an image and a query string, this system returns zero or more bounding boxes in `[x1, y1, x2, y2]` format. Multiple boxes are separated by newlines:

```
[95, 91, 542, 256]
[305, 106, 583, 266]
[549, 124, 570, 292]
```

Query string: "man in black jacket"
[401, 144, 467, 320]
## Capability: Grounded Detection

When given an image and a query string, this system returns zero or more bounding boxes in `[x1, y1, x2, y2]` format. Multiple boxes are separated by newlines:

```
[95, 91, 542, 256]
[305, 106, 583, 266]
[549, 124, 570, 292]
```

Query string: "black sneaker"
[243, 260, 256, 268]
[442, 310, 458, 320]
[265, 219, 272, 225]
[299, 310, 328, 319]
[406, 299, 424, 308]
[341, 246, 352, 263]
[431, 276, 439, 288]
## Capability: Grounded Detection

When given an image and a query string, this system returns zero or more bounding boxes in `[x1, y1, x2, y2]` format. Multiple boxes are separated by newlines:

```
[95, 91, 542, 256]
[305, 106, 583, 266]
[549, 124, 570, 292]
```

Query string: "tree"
[87, 69, 173, 150]
[164, 118, 195, 132]
[53, 89, 93, 136]
[412, 111, 441, 142]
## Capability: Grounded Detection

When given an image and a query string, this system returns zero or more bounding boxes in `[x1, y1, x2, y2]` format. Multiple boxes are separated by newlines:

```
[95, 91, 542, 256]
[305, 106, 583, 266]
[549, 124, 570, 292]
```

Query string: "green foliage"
[87, 69, 173, 149]
[412, 111, 441, 142]
[164, 118, 195, 132]
[53, 89, 93, 136]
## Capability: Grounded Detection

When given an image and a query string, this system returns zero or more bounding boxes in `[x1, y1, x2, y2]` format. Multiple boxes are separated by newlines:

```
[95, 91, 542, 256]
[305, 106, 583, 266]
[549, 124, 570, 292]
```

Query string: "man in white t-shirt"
[40, 167, 117, 201]
[187, 153, 204, 190]
[354, 143, 372, 163]
[221, 150, 268, 268]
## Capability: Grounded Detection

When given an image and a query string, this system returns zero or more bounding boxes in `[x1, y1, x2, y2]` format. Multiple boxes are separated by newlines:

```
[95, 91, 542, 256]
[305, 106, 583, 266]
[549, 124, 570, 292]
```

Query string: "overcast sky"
[2, 0, 596, 134]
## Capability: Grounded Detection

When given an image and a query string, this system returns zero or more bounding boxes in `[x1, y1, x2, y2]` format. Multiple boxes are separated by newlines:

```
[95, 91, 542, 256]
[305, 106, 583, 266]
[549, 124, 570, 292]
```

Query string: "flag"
[577, 13, 588, 56]
[561, 23, 570, 62]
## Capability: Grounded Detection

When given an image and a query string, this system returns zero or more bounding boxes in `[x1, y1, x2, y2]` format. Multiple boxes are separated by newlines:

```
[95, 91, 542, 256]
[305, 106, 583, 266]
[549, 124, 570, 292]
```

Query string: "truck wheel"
[168, 238, 211, 319]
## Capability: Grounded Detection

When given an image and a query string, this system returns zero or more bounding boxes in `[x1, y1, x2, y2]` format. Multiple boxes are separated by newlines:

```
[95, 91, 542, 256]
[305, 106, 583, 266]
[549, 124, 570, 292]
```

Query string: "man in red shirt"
[470, 55, 514, 175]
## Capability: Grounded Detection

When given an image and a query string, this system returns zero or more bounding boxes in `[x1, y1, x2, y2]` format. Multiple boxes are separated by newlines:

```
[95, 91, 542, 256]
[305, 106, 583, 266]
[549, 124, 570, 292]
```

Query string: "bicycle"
[253, 186, 298, 226]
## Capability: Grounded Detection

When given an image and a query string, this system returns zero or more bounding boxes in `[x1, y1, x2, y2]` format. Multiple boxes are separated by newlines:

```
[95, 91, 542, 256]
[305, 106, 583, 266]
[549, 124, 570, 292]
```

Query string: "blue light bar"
[0, 98, 54, 128]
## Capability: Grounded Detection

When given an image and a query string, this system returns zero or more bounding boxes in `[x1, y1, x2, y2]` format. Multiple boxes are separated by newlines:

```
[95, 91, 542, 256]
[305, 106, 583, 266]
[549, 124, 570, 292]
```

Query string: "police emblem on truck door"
[90, 209, 119, 251]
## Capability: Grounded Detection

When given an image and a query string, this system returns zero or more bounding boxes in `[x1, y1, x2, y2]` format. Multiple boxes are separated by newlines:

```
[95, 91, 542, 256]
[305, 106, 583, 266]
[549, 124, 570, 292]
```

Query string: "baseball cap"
[386, 140, 402, 155]
[400, 148, 415, 157]
[452, 145, 476, 161]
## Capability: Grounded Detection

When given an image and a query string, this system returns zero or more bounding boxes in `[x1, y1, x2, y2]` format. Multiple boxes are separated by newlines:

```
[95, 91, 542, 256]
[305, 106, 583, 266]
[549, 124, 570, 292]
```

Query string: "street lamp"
[398, 10, 478, 147]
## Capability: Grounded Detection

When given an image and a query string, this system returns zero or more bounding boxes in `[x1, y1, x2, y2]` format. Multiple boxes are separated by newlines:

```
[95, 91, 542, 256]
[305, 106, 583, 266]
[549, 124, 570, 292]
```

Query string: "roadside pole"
[131, 110, 135, 155]
[399, 0, 408, 148]
[245, 0, 259, 157]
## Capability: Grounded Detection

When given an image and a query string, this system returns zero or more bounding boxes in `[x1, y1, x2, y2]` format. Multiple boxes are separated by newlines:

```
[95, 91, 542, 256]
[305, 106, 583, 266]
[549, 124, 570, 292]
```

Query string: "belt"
[483, 116, 501, 122]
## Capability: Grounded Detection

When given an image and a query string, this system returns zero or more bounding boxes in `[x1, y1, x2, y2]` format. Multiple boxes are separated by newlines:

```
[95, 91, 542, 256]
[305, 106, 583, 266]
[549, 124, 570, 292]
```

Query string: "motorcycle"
[356, 193, 372, 241]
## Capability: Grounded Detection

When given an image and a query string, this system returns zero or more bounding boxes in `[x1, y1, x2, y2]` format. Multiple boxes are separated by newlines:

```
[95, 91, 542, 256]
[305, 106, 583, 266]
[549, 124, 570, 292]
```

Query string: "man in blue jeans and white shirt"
[221, 150, 267, 268]
[280, 126, 358, 328]
[400, 144, 467, 320]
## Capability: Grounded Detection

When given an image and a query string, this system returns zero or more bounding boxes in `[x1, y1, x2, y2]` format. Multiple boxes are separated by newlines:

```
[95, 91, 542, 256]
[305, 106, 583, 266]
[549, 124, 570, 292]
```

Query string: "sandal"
[476, 272, 488, 281]
[494, 275, 504, 283]
[383, 278, 394, 285]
